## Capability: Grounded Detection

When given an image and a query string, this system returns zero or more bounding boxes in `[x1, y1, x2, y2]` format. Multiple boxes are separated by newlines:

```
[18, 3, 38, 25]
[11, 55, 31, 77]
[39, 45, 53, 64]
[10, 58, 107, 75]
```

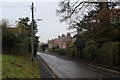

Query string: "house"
[38, 42, 48, 52]
[48, 33, 73, 49]
[48, 39, 55, 49]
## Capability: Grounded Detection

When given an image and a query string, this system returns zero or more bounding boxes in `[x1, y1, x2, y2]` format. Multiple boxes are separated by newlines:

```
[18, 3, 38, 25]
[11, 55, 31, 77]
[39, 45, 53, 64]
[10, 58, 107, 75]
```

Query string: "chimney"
[62, 34, 65, 37]
[58, 35, 60, 39]
[67, 32, 70, 37]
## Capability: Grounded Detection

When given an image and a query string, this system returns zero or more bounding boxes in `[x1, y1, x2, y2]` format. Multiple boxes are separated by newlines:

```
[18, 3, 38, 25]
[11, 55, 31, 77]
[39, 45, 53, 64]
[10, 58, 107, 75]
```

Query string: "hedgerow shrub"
[66, 44, 75, 58]
[83, 42, 100, 61]
[56, 49, 66, 55]
[95, 41, 120, 67]
[11, 42, 28, 55]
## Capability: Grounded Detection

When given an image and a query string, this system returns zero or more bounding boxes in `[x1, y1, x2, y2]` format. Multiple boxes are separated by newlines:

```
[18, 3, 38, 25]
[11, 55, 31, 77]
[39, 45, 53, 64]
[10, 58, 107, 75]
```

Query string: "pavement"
[37, 52, 120, 80]
[37, 55, 54, 78]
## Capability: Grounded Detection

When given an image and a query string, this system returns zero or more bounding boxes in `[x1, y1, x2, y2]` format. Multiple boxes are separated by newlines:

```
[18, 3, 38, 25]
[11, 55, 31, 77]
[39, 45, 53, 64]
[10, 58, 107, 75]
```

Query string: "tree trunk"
[99, 2, 109, 10]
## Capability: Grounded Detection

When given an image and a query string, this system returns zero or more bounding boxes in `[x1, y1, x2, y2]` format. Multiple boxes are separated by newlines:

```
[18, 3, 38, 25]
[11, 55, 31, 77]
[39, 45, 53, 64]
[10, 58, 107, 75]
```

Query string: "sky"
[0, 1, 72, 43]
[1, 0, 117, 43]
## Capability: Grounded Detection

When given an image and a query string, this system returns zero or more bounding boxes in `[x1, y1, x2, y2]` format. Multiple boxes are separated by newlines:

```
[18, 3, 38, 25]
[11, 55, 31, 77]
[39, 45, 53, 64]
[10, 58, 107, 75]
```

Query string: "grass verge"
[2, 54, 40, 78]
[0, 54, 2, 79]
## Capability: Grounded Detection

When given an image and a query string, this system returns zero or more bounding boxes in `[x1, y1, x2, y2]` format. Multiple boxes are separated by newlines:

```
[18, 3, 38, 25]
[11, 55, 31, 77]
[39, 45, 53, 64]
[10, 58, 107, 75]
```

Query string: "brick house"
[48, 33, 73, 49]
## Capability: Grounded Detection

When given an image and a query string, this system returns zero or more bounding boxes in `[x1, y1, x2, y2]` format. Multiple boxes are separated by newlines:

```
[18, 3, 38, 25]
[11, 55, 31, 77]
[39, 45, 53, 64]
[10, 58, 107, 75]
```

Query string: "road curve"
[37, 52, 119, 79]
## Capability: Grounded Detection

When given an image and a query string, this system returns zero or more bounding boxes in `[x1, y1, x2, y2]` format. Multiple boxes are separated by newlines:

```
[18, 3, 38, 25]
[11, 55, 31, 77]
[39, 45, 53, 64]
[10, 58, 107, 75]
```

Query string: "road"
[37, 52, 120, 79]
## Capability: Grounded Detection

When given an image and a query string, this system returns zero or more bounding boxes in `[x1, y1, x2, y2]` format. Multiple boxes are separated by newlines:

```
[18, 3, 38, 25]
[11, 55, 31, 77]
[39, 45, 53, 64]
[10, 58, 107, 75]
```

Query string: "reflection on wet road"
[38, 52, 119, 78]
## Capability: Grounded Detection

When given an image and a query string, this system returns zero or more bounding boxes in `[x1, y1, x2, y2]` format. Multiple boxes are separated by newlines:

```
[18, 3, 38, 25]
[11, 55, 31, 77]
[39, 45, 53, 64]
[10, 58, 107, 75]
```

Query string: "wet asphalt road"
[37, 52, 119, 79]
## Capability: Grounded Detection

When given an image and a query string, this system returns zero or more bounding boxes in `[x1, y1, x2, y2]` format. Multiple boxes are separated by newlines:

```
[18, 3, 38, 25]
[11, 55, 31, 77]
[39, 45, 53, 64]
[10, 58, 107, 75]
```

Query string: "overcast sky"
[0, 1, 72, 43]
[1, 0, 116, 43]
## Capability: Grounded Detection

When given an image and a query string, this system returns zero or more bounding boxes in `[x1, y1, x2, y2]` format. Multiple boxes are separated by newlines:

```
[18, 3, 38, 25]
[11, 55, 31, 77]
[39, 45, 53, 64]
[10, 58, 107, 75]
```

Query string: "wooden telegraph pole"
[31, 3, 34, 62]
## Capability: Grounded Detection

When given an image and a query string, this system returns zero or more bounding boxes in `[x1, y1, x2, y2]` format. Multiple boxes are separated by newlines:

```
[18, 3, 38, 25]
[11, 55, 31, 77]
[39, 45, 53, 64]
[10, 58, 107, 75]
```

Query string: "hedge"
[83, 42, 100, 61]
[95, 41, 120, 67]
[66, 44, 75, 58]
[83, 41, 120, 68]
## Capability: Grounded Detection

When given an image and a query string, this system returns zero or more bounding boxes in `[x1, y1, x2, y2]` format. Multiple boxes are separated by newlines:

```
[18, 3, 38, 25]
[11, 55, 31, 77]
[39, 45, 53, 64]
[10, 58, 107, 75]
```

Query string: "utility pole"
[31, 3, 34, 62]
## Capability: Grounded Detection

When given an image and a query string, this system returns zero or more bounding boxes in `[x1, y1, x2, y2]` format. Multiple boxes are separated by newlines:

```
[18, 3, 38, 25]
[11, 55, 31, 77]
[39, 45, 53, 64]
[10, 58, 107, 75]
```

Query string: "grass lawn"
[2, 54, 40, 78]
[0, 54, 2, 79]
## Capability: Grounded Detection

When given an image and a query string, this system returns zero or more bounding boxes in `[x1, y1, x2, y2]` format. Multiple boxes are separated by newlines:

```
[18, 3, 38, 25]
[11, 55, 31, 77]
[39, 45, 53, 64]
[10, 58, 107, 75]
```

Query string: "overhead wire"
[0, 5, 30, 8]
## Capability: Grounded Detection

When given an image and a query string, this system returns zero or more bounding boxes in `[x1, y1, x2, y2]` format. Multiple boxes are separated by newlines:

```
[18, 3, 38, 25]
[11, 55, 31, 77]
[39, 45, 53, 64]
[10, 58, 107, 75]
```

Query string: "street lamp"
[36, 19, 42, 21]
[31, 19, 42, 62]
[31, 3, 42, 62]
[31, 18, 42, 62]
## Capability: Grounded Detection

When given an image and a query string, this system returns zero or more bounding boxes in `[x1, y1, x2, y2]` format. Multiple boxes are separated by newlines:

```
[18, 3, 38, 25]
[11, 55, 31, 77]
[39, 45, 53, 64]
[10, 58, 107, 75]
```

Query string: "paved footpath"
[37, 52, 120, 80]
[38, 55, 54, 78]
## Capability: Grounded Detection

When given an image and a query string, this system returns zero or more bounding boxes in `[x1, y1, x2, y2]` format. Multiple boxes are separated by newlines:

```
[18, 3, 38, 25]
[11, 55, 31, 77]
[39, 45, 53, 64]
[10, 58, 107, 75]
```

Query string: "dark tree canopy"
[57, 0, 120, 32]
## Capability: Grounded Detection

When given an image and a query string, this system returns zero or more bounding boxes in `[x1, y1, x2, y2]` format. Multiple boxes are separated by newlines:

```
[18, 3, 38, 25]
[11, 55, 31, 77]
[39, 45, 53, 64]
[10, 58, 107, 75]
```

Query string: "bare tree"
[57, 0, 120, 32]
